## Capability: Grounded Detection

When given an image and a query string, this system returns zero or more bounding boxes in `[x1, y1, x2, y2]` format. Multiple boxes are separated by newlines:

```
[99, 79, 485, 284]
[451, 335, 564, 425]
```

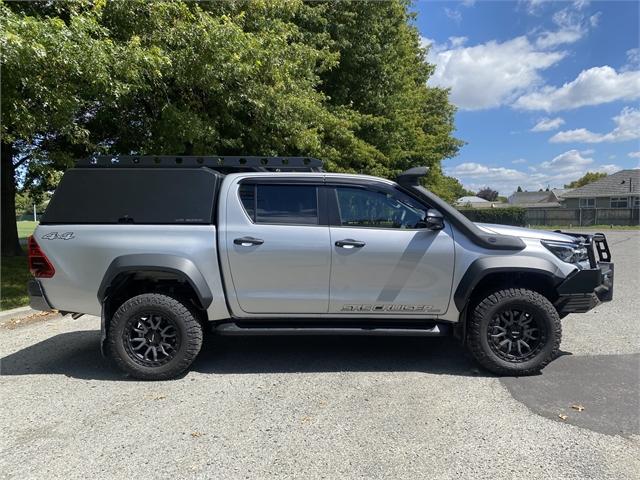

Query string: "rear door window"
[239, 184, 319, 225]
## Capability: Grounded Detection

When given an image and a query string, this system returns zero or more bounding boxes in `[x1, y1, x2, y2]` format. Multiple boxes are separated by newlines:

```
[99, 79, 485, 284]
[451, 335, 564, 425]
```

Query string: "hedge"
[457, 207, 526, 226]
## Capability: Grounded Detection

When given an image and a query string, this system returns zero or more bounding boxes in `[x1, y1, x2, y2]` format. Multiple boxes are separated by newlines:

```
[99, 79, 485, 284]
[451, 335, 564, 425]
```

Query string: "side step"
[213, 321, 450, 337]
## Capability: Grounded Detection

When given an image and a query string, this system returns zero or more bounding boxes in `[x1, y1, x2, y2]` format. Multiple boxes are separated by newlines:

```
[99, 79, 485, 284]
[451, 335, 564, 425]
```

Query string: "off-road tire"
[108, 293, 203, 380]
[467, 288, 561, 376]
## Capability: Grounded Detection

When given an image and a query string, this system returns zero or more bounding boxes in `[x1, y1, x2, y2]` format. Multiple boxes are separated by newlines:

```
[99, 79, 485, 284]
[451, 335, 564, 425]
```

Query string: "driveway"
[1, 231, 638, 479]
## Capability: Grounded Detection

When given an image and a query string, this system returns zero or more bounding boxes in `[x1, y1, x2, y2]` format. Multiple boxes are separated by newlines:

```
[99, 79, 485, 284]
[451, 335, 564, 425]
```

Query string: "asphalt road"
[1, 231, 638, 480]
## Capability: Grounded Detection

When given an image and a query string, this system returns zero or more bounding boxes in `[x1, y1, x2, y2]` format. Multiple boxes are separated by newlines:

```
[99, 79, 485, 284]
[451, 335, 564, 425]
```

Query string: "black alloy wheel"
[124, 312, 181, 367]
[486, 308, 546, 363]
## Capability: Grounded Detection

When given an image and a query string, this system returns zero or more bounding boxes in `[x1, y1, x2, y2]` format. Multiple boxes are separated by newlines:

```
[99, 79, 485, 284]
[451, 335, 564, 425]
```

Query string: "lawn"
[1, 255, 31, 310]
[531, 224, 640, 230]
[17, 220, 38, 242]
[1, 221, 39, 310]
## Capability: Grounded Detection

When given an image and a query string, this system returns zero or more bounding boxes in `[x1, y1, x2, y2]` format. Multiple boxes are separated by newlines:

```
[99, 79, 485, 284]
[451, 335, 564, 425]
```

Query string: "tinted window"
[239, 184, 256, 220]
[41, 168, 219, 225]
[240, 184, 318, 225]
[336, 187, 427, 229]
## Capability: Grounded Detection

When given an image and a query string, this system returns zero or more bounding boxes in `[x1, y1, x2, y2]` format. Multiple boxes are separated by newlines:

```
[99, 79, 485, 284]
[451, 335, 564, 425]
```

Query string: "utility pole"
[33, 203, 37, 222]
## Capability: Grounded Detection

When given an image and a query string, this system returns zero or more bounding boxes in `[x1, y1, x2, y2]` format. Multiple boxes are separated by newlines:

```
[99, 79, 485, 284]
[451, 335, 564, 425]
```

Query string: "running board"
[213, 322, 450, 337]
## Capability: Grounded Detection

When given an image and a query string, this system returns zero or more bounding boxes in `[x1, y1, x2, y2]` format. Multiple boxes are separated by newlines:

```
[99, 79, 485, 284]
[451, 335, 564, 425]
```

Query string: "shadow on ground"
[3, 330, 637, 437]
[501, 353, 640, 437]
[0, 330, 483, 380]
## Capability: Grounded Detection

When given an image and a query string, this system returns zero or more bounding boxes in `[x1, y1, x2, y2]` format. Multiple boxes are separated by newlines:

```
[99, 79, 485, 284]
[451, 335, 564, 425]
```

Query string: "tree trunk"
[1, 142, 23, 257]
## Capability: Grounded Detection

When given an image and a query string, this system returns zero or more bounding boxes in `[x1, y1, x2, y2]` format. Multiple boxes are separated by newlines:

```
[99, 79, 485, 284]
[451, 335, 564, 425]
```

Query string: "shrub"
[457, 207, 526, 226]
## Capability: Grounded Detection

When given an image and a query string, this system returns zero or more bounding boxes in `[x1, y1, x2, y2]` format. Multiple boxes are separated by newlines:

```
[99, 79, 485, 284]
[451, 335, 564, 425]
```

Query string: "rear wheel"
[467, 288, 561, 375]
[108, 293, 203, 380]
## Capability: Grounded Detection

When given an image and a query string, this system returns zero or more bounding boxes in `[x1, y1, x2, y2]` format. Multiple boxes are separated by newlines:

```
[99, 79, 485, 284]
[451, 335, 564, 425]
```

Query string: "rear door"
[224, 180, 331, 314]
[328, 184, 455, 315]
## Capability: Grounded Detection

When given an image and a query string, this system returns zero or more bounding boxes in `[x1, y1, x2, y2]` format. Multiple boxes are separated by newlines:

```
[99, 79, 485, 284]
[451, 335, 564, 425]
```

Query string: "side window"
[239, 184, 256, 220]
[239, 183, 319, 225]
[335, 187, 427, 229]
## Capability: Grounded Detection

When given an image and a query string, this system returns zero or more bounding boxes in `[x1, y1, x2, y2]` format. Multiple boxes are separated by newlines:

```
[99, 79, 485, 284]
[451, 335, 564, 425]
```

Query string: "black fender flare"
[98, 254, 213, 357]
[453, 256, 565, 312]
[97, 254, 213, 308]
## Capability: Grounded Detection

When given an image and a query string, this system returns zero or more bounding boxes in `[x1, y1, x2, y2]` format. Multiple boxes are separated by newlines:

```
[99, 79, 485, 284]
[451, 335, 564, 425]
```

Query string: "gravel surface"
[1, 231, 638, 480]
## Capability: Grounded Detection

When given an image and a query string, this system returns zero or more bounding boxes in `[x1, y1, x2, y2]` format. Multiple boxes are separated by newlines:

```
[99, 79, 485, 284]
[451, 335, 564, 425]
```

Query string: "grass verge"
[530, 224, 640, 230]
[1, 256, 31, 310]
[17, 220, 38, 243]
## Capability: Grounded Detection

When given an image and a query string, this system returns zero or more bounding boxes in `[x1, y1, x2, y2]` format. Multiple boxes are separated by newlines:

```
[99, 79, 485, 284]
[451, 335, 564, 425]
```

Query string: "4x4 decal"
[41, 232, 75, 240]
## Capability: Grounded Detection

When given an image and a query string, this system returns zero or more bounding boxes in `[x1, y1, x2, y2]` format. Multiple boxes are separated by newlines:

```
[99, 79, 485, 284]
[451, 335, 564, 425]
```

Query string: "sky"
[413, 0, 640, 195]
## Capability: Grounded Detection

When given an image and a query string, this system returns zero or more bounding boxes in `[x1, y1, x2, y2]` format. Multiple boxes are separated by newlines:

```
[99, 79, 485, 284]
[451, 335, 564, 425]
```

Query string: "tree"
[477, 187, 499, 202]
[516, 186, 523, 192]
[565, 171, 608, 189]
[1, 2, 164, 255]
[1, 0, 461, 256]
[424, 165, 473, 204]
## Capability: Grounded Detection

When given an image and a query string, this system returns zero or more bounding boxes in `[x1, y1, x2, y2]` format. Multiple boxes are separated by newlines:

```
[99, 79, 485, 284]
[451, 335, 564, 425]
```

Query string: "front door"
[328, 185, 455, 315]
[225, 181, 330, 314]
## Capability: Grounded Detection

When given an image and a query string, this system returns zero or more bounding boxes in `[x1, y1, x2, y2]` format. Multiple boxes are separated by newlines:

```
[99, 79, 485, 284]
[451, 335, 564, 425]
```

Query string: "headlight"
[541, 240, 589, 264]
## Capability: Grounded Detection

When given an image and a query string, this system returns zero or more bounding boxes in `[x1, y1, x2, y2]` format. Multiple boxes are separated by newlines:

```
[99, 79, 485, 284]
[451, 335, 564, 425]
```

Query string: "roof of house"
[561, 169, 640, 198]
[456, 196, 489, 204]
[508, 191, 558, 204]
[551, 188, 573, 198]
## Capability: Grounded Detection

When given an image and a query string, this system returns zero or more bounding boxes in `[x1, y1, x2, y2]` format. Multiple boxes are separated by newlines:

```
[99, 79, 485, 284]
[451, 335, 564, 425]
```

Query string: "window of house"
[579, 198, 595, 209]
[239, 184, 318, 225]
[610, 197, 629, 208]
[633, 196, 640, 208]
[335, 187, 428, 229]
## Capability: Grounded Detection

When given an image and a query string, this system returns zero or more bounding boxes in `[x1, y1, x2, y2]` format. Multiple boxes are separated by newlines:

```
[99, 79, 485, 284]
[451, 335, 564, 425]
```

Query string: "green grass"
[530, 224, 640, 230]
[1, 221, 39, 310]
[17, 220, 38, 242]
[1, 255, 31, 310]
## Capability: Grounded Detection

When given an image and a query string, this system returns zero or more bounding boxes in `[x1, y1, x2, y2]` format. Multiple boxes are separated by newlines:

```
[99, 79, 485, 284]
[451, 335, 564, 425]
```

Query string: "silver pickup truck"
[27, 156, 614, 380]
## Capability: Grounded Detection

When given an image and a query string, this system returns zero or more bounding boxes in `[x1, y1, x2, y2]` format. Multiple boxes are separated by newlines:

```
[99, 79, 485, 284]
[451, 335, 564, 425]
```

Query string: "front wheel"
[467, 288, 561, 376]
[107, 293, 203, 380]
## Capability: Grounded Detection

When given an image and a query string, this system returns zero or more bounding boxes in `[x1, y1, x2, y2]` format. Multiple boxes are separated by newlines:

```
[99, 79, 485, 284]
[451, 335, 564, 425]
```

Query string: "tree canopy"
[476, 187, 499, 202]
[1, 0, 462, 255]
[564, 171, 608, 189]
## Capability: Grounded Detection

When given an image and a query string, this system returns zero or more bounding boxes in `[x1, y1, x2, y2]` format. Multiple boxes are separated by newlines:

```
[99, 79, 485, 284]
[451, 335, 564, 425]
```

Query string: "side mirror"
[424, 209, 444, 231]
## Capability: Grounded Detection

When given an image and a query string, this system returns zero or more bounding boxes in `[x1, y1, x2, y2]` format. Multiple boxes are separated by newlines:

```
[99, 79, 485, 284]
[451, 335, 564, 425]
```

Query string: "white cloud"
[446, 149, 621, 194]
[427, 36, 565, 110]
[448, 163, 528, 180]
[522, 0, 549, 16]
[536, 5, 591, 48]
[550, 107, 640, 143]
[531, 117, 565, 132]
[598, 164, 622, 174]
[444, 8, 462, 23]
[449, 36, 468, 48]
[540, 149, 593, 172]
[515, 66, 640, 111]
[622, 48, 640, 72]
[629, 151, 640, 159]
[535, 28, 583, 49]
[534, 3, 597, 49]
[512, 158, 528, 164]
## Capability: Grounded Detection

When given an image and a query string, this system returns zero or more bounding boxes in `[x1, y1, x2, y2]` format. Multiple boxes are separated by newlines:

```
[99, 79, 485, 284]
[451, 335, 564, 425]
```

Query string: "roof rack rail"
[75, 155, 324, 172]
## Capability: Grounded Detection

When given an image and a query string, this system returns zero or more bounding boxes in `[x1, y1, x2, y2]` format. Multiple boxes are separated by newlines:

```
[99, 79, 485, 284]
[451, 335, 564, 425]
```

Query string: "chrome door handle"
[234, 236, 264, 246]
[335, 239, 365, 249]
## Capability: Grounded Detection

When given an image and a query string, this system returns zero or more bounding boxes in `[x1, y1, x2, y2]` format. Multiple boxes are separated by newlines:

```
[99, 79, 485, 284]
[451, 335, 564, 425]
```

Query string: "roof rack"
[76, 155, 324, 172]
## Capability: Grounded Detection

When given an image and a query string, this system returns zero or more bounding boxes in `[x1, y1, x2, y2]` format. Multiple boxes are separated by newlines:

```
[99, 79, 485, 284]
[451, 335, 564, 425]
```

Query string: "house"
[560, 169, 640, 209]
[507, 189, 568, 208]
[455, 196, 491, 208]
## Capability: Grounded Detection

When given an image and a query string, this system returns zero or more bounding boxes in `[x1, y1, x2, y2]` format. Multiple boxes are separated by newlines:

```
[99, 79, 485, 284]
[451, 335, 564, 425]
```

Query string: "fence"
[524, 208, 640, 227]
